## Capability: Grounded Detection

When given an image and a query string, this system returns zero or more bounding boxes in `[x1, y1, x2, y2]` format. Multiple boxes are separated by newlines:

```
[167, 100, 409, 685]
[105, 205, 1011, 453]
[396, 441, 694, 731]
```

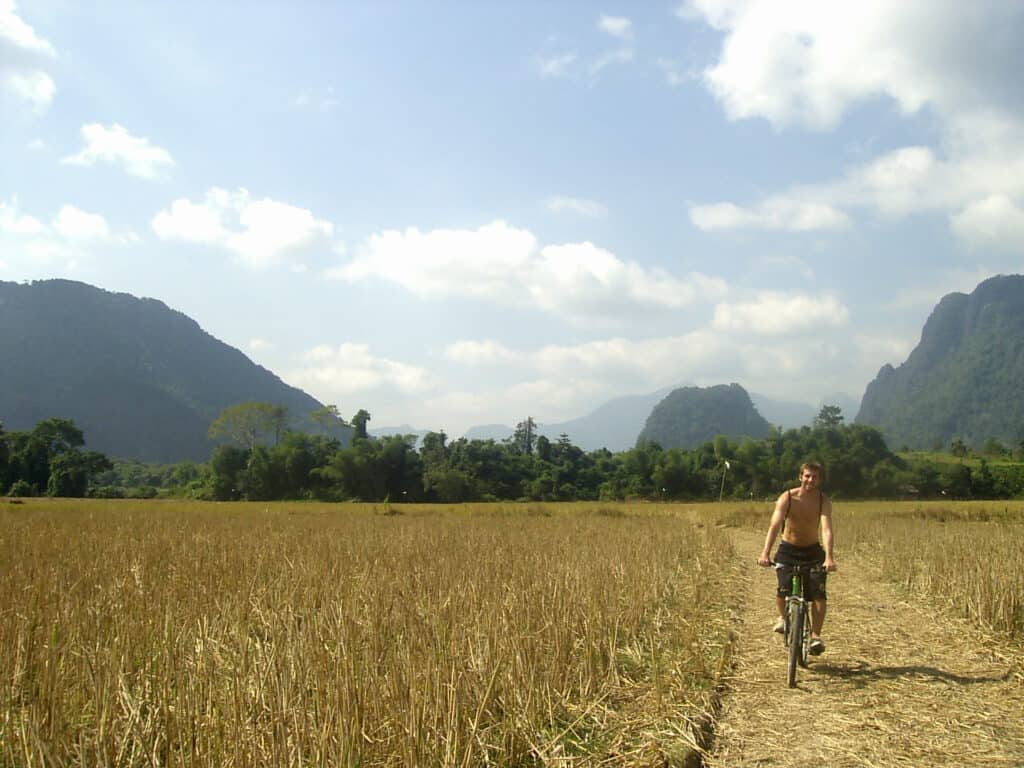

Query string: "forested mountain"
[636, 383, 772, 449]
[0, 279, 340, 462]
[856, 274, 1024, 450]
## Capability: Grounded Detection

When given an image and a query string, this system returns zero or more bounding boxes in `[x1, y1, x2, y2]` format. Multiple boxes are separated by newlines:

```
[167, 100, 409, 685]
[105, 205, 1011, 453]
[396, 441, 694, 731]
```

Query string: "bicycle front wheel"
[787, 601, 804, 688]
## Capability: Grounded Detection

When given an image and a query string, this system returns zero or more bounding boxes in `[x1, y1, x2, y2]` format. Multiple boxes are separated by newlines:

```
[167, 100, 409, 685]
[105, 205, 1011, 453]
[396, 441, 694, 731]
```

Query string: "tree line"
[6, 404, 1024, 501]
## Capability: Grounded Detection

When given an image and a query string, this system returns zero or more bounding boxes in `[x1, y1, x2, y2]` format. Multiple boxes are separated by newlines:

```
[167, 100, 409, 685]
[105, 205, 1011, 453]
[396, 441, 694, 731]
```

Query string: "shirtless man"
[758, 462, 837, 654]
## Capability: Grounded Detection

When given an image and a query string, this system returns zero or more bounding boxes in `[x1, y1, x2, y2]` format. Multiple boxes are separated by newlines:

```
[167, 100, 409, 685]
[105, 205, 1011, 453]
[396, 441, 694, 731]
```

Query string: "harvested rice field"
[2, 498, 1022, 766]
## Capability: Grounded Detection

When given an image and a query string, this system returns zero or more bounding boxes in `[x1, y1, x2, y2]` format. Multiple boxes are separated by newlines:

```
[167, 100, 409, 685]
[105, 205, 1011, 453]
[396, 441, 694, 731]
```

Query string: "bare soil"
[703, 531, 1024, 767]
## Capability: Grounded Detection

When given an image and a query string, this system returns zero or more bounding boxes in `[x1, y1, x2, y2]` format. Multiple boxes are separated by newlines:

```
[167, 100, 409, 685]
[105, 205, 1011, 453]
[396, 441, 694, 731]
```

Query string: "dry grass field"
[1, 499, 741, 767]
[4, 498, 1022, 767]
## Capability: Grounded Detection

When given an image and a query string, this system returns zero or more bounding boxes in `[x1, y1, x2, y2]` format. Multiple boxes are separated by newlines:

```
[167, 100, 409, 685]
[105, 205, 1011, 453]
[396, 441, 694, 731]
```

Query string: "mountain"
[463, 424, 514, 442]
[636, 383, 773, 449]
[462, 386, 822, 451]
[369, 425, 428, 446]
[535, 387, 675, 451]
[749, 393, 816, 430]
[856, 274, 1024, 449]
[461, 388, 676, 451]
[0, 279, 344, 462]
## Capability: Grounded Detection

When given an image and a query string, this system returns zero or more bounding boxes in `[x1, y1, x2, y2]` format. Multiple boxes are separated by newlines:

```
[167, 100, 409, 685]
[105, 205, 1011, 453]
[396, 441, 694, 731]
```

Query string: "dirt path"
[704, 530, 1024, 767]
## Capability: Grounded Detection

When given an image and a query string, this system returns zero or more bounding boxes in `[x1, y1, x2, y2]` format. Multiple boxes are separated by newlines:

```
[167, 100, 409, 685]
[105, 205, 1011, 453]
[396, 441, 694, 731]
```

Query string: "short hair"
[800, 461, 823, 476]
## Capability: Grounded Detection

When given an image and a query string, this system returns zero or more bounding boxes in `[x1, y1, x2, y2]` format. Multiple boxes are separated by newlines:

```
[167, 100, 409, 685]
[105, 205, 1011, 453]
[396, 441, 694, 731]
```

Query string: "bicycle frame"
[776, 562, 823, 688]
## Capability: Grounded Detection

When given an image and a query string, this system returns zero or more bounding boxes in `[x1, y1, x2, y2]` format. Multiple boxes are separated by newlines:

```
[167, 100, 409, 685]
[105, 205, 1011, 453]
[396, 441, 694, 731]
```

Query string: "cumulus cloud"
[152, 187, 336, 270]
[690, 197, 850, 232]
[684, 2, 1024, 249]
[62, 123, 175, 180]
[598, 15, 632, 40]
[0, 198, 137, 272]
[0, 197, 44, 235]
[287, 343, 435, 399]
[0, 1, 56, 112]
[685, 0, 1024, 131]
[712, 292, 849, 336]
[951, 194, 1024, 250]
[329, 220, 726, 325]
[546, 195, 608, 218]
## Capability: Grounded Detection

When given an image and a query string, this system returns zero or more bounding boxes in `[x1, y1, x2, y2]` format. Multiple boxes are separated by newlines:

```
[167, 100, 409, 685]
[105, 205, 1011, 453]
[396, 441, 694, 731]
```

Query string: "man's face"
[800, 469, 820, 490]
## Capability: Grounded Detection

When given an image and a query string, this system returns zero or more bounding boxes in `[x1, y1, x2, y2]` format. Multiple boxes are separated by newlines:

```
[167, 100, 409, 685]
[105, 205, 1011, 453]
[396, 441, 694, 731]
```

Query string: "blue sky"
[3, 1, 1023, 437]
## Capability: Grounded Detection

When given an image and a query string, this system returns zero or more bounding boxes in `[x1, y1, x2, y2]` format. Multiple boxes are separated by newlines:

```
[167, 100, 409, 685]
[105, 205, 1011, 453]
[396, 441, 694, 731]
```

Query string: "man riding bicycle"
[758, 462, 837, 655]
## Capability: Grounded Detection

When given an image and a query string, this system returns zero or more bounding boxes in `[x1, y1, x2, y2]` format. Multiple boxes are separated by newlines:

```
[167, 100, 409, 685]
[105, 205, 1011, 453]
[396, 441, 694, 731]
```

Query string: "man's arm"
[758, 494, 787, 566]
[820, 496, 837, 571]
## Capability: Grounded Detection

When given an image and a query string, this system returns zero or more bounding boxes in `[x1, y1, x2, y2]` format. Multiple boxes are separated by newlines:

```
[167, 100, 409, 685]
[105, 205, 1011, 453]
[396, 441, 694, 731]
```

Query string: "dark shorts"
[775, 541, 827, 601]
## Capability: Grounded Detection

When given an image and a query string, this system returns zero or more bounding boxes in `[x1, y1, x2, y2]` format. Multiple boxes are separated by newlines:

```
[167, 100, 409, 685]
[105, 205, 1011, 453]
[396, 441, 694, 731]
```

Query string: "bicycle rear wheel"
[787, 601, 804, 688]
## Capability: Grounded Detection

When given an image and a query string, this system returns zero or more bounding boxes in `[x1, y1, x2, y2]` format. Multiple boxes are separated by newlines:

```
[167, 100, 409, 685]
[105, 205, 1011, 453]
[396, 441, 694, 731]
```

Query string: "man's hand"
[757, 553, 772, 567]
[824, 558, 837, 573]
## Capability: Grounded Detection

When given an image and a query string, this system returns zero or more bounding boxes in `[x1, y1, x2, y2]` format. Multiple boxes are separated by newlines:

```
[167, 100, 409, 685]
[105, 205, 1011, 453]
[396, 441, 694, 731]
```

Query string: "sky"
[2, 1, 1024, 438]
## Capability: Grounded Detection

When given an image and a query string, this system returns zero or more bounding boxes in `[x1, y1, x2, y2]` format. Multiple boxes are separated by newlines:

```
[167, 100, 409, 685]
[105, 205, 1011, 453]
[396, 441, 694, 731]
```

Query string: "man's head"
[799, 462, 823, 489]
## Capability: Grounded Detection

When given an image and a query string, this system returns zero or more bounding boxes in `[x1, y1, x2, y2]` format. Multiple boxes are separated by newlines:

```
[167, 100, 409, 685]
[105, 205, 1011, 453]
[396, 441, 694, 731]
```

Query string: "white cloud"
[712, 292, 849, 336]
[546, 195, 608, 218]
[537, 52, 577, 78]
[690, 196, 850, 232]
[0, 198, 44, 235]
[951, 194, 1024, 250]
[287, 343, 435, 399]
[657, 58, 697, 88]
[63, 123, 175, 180]
[598, 15, 633, 40]
[685, 2, 1024, 250]
[152, 187, 336, 270]
[0, 1, 56, 112]
[686, 0, 1024, 131]
[590, 47, 633, 77]
[248, 338, 274, 352]
[0, 198, 136, 273]
[444, 340, 521, 366]
[53, 205, 111, 241]
[330, 220, 726, 325]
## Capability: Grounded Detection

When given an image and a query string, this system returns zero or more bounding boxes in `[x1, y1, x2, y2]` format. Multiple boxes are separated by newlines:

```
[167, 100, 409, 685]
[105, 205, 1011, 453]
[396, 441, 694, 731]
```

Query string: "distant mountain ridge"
[461, 388, 828, 451]
[0, 279, 343, 462]
[856, 274, 1024, 449]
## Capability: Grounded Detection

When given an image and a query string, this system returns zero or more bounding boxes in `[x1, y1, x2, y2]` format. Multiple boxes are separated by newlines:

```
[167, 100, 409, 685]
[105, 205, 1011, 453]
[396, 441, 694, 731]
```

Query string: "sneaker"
[773, 618, 785, 634]
[809, 638, 825, 655]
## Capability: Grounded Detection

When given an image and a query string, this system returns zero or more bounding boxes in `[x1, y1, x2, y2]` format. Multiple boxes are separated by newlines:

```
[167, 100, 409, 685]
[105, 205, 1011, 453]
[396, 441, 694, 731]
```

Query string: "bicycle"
[773, 561, 825, 688]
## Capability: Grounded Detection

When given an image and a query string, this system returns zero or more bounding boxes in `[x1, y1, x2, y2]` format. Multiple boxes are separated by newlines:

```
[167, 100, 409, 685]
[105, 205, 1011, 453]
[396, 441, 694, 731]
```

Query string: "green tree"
[351, 409, 371, 440]
[208, 402, 287, 450]
[950, 438, 969, 459]
[310, 404, 346, 434]
[46, 450, 112, 497]
[206, 445, 249, 500]
[814, 404, 844, 429]
[511, 417, 537, 455]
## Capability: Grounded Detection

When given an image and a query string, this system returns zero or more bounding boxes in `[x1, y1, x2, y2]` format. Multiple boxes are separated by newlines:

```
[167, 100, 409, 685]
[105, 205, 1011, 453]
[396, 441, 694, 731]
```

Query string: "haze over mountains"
[3, 276, 1021, 461]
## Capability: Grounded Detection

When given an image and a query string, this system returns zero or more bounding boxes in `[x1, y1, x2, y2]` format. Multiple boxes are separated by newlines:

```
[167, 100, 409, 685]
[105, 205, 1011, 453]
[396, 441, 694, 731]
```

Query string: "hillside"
[856, 274, 1024, 449]
[0, 280, 343, 462]
[636, 383, 772, 449]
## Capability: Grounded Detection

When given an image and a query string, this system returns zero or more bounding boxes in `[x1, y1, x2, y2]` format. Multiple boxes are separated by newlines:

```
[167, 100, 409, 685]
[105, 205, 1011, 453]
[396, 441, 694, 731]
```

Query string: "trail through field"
[704, 530, 1024, 767]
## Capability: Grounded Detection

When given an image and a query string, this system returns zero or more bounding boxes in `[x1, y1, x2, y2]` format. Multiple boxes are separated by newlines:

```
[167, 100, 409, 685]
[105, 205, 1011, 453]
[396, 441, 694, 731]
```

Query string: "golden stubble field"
[2, 498, 1022, 767]
[1, 500, 740, 767]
